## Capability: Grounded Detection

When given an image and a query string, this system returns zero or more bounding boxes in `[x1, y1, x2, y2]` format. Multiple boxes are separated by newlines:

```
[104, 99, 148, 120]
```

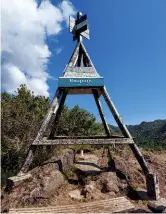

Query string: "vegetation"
[128, 121, 166, 150]
[1, 85, 49, 184]
[1, 85, 166, 186]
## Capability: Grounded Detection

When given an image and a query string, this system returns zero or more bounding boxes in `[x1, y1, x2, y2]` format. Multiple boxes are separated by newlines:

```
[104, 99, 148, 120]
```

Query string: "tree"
[57, 105, 104, 136]
[1, 85, 49, 184]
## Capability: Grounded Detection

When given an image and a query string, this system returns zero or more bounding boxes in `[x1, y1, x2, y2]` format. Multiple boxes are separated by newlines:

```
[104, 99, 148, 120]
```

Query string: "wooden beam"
[102, 86, 132, 138]
[20, 88, 63, 173]
[93, 89, 112, 137]
[102, 86, 150, 175]
[49, 89, 68, 139]
[80, 42, 94, 67]
[33, 137, 134, 145]
[51, 135, 124, 139]
[77, 44, 84, 67]
[129, 144, 150, 174]
[19, 145, 36, 174]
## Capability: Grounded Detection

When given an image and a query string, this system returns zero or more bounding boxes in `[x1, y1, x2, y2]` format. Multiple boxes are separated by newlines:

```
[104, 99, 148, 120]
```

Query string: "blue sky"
[2, 0, 166, 125]
[47, 0, 166, 125]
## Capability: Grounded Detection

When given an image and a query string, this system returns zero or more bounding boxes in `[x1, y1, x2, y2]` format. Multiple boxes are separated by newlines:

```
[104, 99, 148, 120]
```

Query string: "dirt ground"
[2, 147, 166, 213]
[40, 147, 166, 212]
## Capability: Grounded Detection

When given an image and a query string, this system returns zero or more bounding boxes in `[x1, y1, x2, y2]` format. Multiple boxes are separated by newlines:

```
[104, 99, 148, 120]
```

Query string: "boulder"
[82, 181, 106, 200]
[96, 171, 120, 194]
[39, 149, 75, 175]
[41, 170, 64, 198]
[60, 149, 75, 171]
[105, 181, 119, 193]
[84, 181, 96, 193]
[69, 189, 84, 201]
[7, 149, 74, 207]
[108, 191, 117, 198]
[148, 198, 166, 212]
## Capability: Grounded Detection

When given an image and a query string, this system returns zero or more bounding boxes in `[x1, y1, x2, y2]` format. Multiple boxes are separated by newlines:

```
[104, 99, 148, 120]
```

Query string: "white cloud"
[55, 47, 63, 55]
[1, 0, 76, 97]
[59, 1, 76, 25]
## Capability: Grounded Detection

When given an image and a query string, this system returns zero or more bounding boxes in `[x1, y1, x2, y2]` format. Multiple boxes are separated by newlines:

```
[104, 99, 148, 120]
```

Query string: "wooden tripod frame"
[19, 38, 159, 200]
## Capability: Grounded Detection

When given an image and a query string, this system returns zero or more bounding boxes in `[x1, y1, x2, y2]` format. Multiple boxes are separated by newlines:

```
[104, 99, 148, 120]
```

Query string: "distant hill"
[111, 120, 166, 149]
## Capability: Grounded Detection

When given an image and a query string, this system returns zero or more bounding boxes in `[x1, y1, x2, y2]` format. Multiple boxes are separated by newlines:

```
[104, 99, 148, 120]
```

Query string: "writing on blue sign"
[69, 78, 92, 83]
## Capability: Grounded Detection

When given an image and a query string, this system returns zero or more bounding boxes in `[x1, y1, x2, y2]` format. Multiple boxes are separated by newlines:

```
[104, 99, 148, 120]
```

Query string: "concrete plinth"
[146, 173, 160, 200]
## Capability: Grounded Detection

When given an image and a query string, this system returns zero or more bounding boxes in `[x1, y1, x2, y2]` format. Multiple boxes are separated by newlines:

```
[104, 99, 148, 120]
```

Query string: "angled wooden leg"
[102, 86, 149, 175]
[19, 145, 36, 174]
[92, 89, 111, 137]
[20, 88, 63, 173]
[49, 89, 68, 139]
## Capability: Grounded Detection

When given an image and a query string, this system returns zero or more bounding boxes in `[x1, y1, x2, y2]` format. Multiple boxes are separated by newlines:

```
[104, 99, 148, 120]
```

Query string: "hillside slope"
[111, 119, 166, 149]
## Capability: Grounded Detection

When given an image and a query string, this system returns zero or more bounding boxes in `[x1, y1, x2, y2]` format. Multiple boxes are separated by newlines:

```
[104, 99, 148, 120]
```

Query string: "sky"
[1, 0, 166, 125]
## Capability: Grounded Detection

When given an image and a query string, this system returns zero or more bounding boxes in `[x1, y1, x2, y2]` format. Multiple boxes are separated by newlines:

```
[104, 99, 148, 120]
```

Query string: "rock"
[75, 154, 100, 176]
[108, 191, 117, 198]
[84, 181, 96, 193]
[1, 192, 10, 213]
[82, 181, 105, 200]
[30, 186, 43, 198]
[41, 170, 64, 198]
[69, 189, 84, 200]
[118, 179, 128, 190]
[96, 171, 119, 194]
[6, 149, 75, 208]
[41, 149, 75, 174]
[148, 197, 166, 212]
[60, 149, 75, 171]
[105, 181, 119, 193]
[97, 171, 118, 184]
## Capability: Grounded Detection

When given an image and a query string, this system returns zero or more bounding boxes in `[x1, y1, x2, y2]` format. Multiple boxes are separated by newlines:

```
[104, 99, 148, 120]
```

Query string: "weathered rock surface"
[96, 171, 119, 193]
[68, 189, 84, 200]
[41, 170, 64, 198]
[75, 154, 100, 175]
[7, 149, 74, 208]
[82, 181, 106, 200]
[1, 192, 10, 213]
[148, 197, 166, 212]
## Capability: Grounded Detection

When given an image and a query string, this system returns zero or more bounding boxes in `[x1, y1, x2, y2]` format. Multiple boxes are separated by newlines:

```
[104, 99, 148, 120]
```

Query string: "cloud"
[55, 47, 63, 55]
[59, 1, 76, 25]
[1, 0, 76, 97]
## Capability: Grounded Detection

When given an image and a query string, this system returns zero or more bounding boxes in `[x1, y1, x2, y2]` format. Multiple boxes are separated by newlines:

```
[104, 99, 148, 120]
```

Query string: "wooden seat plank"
[9, 197, 135, 213]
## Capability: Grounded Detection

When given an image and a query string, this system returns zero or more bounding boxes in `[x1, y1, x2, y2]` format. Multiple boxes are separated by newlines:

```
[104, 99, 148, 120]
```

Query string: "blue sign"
[58, 77, 104, 87]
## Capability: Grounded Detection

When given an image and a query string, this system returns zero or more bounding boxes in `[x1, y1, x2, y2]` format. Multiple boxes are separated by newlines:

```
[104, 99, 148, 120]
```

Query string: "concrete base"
[146, 173, 160, 200]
